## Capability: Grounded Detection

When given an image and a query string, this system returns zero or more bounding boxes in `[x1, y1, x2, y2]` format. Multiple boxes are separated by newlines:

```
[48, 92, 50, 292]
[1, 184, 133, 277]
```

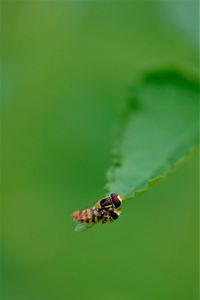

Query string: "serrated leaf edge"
[123, 145, 198, 201]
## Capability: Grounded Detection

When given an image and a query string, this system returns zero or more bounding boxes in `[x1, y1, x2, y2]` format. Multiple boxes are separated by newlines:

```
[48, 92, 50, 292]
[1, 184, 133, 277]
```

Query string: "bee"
[71, 193, 123, 232]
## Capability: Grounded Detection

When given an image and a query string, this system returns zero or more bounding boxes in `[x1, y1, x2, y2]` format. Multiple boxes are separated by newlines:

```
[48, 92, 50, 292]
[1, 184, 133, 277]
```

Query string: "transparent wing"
[74, 222, 95, 233]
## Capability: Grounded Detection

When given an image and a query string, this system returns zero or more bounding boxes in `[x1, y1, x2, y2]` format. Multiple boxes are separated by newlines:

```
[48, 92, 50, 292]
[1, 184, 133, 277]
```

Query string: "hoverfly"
[71, 193, 123, 232]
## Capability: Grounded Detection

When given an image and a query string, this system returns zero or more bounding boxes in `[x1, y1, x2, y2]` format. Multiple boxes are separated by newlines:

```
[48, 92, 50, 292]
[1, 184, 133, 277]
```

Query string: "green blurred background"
[1, 1, 198, 300]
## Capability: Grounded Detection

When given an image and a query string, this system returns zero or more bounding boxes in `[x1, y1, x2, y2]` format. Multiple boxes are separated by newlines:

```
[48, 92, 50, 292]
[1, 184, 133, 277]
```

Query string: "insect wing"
[74, 222, 95, 232]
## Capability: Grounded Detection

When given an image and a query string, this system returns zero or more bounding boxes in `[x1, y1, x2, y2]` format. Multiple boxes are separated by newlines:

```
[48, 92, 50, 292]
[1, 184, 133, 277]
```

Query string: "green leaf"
[106, 70, 199, 200]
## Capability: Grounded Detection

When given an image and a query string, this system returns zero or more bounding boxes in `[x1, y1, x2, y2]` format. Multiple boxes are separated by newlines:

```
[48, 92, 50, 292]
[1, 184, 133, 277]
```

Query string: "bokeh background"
[1, 1, 199, 300]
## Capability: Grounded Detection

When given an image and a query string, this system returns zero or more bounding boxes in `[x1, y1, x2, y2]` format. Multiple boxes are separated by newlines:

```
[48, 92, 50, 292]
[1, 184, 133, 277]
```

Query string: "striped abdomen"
[72, 208, 101, 224]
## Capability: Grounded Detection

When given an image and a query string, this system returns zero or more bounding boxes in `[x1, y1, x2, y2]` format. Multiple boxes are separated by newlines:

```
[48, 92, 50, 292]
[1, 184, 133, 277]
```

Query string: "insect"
[71, 193, 123, 232]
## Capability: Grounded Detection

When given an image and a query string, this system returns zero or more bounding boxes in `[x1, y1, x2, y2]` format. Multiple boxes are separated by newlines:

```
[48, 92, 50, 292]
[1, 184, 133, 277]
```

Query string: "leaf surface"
[106, 71, 199, 199]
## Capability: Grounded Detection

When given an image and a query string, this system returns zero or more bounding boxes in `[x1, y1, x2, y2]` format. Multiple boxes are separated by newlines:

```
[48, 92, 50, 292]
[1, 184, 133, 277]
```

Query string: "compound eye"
[109, 210, 119, 220]
[110, 193, 121, 208]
